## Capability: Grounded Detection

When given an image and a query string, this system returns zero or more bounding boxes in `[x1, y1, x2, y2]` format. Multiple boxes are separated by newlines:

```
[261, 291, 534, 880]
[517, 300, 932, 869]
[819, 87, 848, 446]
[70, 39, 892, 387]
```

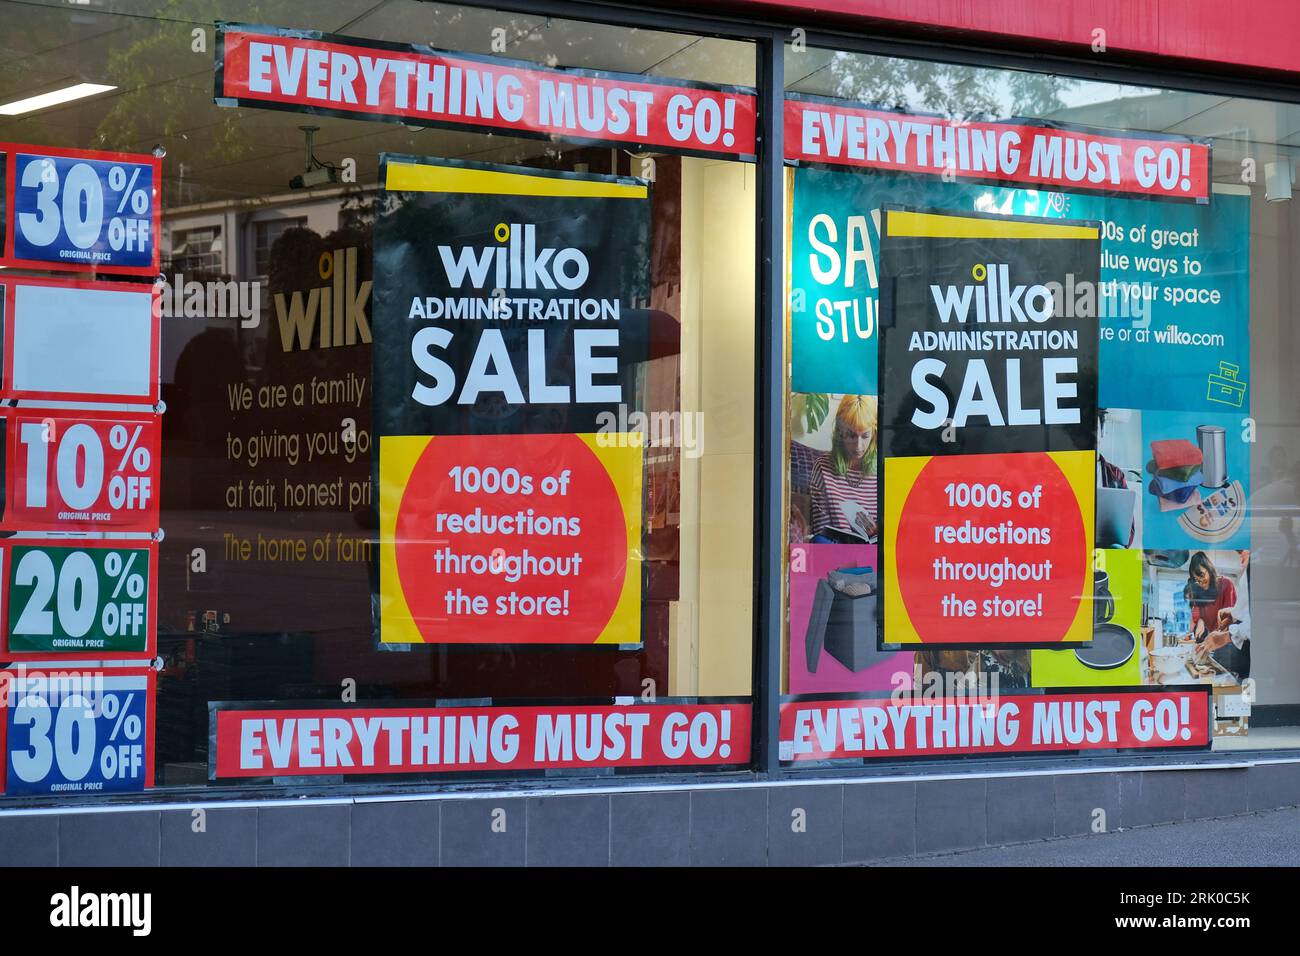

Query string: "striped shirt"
[809, 454, 878, 539]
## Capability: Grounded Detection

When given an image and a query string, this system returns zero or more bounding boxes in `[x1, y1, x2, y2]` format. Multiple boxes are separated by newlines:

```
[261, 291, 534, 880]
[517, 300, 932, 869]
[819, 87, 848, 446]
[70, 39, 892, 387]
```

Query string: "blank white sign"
[11, 282, 155, 398]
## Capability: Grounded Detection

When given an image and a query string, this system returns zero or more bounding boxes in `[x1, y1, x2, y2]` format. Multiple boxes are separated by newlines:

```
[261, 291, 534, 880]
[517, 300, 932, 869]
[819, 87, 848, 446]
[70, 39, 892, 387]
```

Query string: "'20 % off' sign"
[4, 410, 160, 532]
[2, 669, 154, 795]
[0, 540, 157, 660]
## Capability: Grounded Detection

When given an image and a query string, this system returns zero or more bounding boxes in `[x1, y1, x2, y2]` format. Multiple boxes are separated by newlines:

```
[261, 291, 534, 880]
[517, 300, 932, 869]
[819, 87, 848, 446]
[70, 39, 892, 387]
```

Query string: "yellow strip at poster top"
[885, 209, 1099, 241]
[385, 160, 648, 199]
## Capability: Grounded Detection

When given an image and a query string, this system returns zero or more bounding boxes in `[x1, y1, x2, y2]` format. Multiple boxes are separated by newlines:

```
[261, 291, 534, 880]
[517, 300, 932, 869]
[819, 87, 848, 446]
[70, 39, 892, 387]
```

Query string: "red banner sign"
[785, 96, 1211, 201]
[779, 690, 1211, 760]
[216, 23, 758, 160]
[212, 702, 751, 777]
[3, 409, 161, 532]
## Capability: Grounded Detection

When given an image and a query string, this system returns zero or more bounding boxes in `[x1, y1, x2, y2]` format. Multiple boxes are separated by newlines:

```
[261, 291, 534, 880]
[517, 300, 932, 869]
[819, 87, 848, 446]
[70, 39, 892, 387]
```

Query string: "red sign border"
[2, 408, 162, 533]
[0, 141, 162, 277]
[0, 538, 159, 662]
[1, 272, 161, 405]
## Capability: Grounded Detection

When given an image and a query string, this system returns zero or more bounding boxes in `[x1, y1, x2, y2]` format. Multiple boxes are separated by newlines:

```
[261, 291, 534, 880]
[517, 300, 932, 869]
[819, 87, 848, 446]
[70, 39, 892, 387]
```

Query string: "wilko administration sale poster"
[878, 208, 1100, 647]
[373, 157, 650, 644]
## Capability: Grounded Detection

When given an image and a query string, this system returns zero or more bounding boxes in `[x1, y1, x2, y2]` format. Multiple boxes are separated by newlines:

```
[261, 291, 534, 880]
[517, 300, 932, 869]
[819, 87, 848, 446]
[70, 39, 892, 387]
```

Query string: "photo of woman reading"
[809, 395, 879, 545]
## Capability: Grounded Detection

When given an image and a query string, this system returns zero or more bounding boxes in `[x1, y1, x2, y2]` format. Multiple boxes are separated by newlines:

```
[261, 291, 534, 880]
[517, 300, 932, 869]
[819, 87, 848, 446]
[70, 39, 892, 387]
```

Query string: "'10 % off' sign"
[5, 410, 160, 532]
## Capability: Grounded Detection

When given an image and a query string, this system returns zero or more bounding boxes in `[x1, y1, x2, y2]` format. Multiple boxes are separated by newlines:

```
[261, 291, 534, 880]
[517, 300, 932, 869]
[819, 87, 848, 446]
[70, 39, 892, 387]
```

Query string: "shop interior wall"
[1250, 181, 1300, 708]
[675, 156, 757, 696]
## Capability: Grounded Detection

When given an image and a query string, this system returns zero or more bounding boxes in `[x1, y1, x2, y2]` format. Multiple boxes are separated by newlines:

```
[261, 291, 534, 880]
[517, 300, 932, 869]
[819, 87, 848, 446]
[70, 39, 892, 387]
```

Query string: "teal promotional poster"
[788, 164, 1252, 690]
[1066, 186, 1251, 415]
[788, 167, 1250, 416]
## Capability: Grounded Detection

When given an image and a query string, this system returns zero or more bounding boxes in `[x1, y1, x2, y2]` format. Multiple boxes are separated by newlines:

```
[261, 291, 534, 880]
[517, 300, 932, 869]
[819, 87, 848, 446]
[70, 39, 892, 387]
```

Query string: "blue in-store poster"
[788, 168, 1250, 418]
[1140, 408, 1251, 551]
[1065, 187, 1251, 414]
[789, 168, 1045, 395]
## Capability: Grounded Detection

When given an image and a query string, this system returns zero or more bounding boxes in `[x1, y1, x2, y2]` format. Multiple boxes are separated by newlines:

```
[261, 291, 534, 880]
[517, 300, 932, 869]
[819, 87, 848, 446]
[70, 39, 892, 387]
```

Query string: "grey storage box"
[806, 568, 882, 673]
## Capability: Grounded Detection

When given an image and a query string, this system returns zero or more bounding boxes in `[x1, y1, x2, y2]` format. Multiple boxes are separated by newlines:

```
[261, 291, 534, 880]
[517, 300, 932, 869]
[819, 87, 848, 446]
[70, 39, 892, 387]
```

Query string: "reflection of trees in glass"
[0, 15, 77, 146]
[803, 53, 1077, 119]
[790, 392, 830, 438]
[337, 188, 402, 233]
[92, 1, 259, 167]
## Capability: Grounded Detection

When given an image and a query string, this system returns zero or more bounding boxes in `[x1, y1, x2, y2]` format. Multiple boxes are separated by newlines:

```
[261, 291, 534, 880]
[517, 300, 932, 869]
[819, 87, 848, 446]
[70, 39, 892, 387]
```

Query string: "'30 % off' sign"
[3, 144, 160, 274]
[2, 669, 154, 795]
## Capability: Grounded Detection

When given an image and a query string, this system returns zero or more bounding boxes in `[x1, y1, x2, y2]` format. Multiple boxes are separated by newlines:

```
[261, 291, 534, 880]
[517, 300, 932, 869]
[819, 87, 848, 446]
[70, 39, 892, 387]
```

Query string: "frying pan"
[1074, 622, 1137, 670]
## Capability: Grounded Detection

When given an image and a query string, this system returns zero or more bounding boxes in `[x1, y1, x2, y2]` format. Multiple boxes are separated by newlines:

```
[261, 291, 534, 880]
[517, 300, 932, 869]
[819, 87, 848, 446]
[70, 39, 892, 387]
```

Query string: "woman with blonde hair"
[809, 395, 878, 544]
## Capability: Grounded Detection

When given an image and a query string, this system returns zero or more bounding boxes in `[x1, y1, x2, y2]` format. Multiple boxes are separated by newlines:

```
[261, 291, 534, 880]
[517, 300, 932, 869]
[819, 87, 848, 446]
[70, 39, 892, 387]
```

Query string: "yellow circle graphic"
[971, 263, 987, 281]
[319, 251, 334, 281]
[494, 223, 510, 243]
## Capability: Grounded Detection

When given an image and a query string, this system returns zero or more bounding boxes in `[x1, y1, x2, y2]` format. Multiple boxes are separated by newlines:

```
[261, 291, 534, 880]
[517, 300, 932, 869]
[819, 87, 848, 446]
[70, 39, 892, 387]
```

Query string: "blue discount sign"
[3, 668, 154, 795]
[4, 145, 159, 274]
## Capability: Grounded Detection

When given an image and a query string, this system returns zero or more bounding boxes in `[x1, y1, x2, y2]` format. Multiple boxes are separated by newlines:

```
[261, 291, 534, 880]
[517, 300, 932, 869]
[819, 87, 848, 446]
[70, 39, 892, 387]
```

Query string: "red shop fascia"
[681, 0, 1300, 83]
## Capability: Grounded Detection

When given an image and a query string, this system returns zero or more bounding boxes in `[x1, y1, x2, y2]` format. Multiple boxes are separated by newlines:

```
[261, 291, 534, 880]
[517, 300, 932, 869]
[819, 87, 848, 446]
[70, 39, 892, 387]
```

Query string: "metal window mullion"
[754, 31, 785, 776]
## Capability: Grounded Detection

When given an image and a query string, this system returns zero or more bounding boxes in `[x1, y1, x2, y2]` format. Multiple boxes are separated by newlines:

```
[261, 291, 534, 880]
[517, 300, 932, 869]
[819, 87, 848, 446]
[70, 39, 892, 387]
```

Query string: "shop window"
[252, 218, 307, 279]
[3, 0, 1297, 808]
[781, 45, 1300, 765]
[170, 225, 223, 277]
[0, 0, 759, 798]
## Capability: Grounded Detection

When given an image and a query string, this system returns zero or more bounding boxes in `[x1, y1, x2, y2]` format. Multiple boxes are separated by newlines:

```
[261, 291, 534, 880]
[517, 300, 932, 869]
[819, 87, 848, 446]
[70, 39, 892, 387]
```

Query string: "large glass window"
[4, 0, 1297, 807]
[781, 44, 1300, 765]
[0, 0, 758, 798]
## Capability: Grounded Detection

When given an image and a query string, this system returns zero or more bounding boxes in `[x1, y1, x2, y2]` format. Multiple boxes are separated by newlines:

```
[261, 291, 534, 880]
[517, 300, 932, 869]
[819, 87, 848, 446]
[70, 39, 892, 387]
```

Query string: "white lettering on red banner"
[217, 24, 757, 160]
[213, 703, 752, 777]
[779, 691, 1210, 759]
[784, 96, 1211, 201]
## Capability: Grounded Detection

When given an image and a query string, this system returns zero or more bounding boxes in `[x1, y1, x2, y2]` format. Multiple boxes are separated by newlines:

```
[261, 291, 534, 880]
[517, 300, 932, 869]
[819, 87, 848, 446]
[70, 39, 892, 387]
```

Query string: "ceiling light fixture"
[1265, 160, 1294, 203]
[0, 83, 116, 116]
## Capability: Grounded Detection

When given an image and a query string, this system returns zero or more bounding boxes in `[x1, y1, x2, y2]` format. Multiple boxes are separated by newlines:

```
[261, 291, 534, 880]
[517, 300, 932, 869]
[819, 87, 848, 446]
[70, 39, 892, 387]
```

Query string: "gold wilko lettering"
[274, 247, 372, 352]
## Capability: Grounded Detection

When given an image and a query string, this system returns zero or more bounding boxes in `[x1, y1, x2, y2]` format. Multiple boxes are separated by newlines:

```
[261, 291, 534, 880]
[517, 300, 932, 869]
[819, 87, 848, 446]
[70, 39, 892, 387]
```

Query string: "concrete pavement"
[871, 806, 1300, 865]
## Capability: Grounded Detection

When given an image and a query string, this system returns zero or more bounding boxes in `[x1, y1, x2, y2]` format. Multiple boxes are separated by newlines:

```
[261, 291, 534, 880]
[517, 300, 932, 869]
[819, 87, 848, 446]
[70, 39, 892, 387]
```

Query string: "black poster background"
[879, 207, 1100, 460]
[372, 157, 651, 438]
